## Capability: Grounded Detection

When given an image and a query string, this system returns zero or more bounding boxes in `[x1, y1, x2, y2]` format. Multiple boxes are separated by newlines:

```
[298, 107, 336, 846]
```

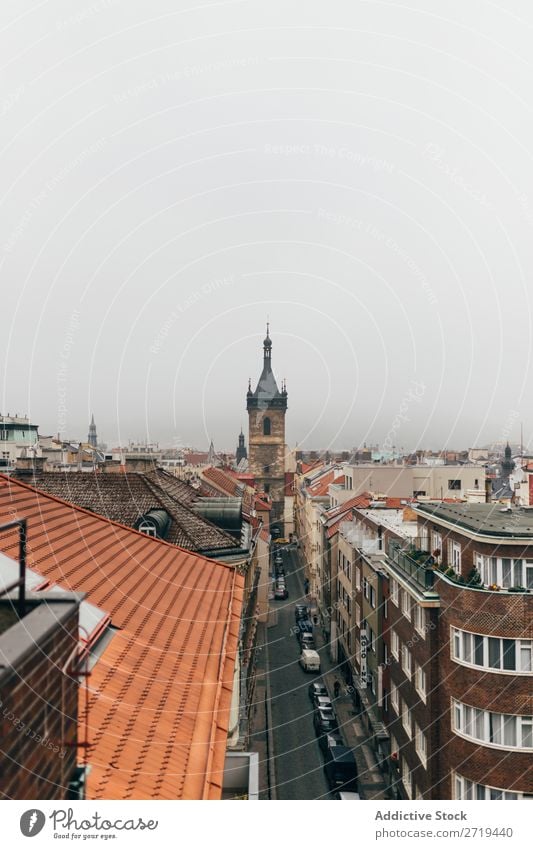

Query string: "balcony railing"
[387, 539, 435, 591]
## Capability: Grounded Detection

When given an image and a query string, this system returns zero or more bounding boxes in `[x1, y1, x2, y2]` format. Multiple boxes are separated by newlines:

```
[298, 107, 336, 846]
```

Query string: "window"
[402, 645, 412, 677]
[263, 465, 270, 473]
[390, 577, 399, 606]
[449, 541, 461, 573]
[432, 531, 442, 554]
[453, 700, 533, 750]
[402, 760, 413, 799]
[454, 773, 533, 801]
[369, 585, 376, 608]
[402, 702, 412, 737]
[263, 417, 271, 436]
[355, 602, 361, 626]
[138, 520, 157, 537]
[363, 577, 369, 600]
[368, 626, 376, 653]
[448, 479, 461, 490]
[391, 683, 399, 712]
[401, 590, 412, 621]
[355, 566, 361, 591]
[415, 723, 427, 768]
[391, 630, 400, 660]
[383, 597, 388, 620]
[415, 663, 426, 701]
[475, 553, 531, 589]
[414, 605, 426, 637]
[451, 628, 533, 674]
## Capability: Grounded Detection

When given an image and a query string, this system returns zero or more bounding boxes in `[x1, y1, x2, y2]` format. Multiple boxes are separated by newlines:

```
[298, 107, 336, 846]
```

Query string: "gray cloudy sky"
[1, 0, 533, 452]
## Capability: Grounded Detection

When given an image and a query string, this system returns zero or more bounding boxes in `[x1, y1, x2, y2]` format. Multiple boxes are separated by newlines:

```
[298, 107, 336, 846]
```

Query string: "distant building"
[236, 429, 248, 464]
[246, 325, 287, 532]
[0, 413, 39, 468]
[87, 414, 98, 448]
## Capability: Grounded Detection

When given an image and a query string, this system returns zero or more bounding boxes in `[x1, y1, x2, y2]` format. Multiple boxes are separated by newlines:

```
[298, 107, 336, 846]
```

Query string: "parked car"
[275, 566, 285, 578]
[299, 632, 316, 650]
[313, 707, 338, 736]
[308, 681, 328, 702]
[296, 618, 313, 635]
[335, 791, 361, 800]
[299, 649, 321, 673]
[274, 553, 283, 563]
[315, 695, 334, 713]
[274, 585, 288, 600]
[294, 604, 309, 622]
[323, 746, 358, 792]
[318, 731, 344, 755]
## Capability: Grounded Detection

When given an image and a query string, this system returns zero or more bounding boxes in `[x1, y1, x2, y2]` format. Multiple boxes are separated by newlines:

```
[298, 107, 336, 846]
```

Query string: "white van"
[299, 649, 320, 673]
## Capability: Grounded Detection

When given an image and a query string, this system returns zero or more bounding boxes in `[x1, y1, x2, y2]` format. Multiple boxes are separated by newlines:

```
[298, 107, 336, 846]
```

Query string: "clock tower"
[246, 325, 287, 530]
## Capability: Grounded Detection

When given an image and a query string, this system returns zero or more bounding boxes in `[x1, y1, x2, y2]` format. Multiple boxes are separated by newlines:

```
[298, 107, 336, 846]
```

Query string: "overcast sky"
[1, 1, 533, 452]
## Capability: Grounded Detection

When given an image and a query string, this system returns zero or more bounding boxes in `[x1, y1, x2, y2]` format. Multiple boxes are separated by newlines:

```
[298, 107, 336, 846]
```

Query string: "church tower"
[88, 414, 98, 448]
[236, 428, 247, 464]
[247, 325, 287, 529]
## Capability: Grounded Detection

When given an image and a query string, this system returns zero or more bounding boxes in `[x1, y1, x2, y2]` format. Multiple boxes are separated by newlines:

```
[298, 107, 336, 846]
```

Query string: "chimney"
[15, 456, 44, 475]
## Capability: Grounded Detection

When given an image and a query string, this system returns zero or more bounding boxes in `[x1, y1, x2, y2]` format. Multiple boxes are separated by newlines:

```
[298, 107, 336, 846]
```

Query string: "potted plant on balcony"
[508, 585, 529, 593]
[467, 567, 482, 588]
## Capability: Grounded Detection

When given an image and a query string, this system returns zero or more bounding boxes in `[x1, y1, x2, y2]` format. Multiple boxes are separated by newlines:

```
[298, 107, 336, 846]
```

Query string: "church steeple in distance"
[88, 414, 98, 448]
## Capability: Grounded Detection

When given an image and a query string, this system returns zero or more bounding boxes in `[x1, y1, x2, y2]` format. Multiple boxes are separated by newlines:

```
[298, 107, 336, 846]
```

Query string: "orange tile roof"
[0, 475, 243, 800]
[307, 469, 337, 498]
[202, 467, 243, 497]
[301, 461, 323, 474]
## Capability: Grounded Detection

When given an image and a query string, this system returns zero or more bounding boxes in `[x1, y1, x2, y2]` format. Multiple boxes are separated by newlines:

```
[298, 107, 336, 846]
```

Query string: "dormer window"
[138, 520, 157, 537]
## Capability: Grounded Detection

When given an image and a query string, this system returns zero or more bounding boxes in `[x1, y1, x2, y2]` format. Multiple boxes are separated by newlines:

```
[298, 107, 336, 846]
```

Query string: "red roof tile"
[202, 467, 243, 497]
[0, 475, 243, 800]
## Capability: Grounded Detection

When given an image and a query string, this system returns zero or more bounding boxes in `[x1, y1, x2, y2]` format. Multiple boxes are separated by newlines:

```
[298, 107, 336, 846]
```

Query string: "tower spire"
[263, 322, 272, 365]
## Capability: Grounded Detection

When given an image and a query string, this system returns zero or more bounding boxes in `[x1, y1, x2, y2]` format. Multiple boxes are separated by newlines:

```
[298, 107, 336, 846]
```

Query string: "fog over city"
[1, 1, 533, 451]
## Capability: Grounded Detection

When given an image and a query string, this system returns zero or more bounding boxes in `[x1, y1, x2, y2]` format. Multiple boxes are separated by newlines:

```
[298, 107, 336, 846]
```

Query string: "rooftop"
[415, 502, 533, 538]
[13, 469, 239, 553]
[0, 474, 244, 800]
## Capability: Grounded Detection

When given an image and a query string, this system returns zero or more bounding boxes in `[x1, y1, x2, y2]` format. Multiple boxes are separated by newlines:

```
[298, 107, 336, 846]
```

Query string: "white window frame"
[390, 577, 399, 606]
[449, 540, 461, 573]
[402, 702, 412, 737]
[391, 683, 399, 713]
[401, 590, 412, 622]
[414, 604, 426, 637]
[415, 723, 427, 768]
[402, 759, 413, 799]
[415, 662, 426, 701]
[451, 628, 533, 675]
[452, 700, 533, 751]
[453, 772, 532, 801]
[402, 644, 412, 677]
[391, 630, 400, 660]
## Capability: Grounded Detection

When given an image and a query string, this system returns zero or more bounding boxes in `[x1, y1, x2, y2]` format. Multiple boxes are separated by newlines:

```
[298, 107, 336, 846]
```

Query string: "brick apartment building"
[330, 501, 533, 801]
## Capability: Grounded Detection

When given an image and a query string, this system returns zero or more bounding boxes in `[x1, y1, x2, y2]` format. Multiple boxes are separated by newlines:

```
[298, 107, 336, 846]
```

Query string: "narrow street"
[267, 545, 333, 800]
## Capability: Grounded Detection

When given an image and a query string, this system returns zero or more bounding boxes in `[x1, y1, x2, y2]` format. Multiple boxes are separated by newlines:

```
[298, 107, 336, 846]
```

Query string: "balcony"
[387, 540, 435, 591]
